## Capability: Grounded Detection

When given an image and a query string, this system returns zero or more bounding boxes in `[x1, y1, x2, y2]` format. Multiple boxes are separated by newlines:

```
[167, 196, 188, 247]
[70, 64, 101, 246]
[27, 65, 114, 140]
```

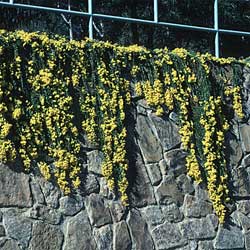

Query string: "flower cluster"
[0, 30, 246, 219]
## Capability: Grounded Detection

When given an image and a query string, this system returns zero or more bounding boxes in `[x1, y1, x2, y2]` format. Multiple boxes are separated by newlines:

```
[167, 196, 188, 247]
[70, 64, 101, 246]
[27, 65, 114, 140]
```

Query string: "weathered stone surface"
[214, 225, 244, 249]
[93, 224, 113, 250]
[183, 194, 213, 218]
[176, 174, 194, 194]
[64, 211, 96, 250]
[179, 217, 216, 240]
[159, 159, 168, 176]
[232, 211, 250, 232]
[0, 239, 20, 250]
[145, 163, 162, 186]
[182, 240, 198, 250]
[164, 149, 188, 176]
[109, 202, 126, 222]
[26, 204, 61, 225]
[238, 200, 250, 215]
[150, 113, 181, 151]
[155, 175, 184, 205]
[245, 231, 250, 250]
[130, 154, 156, 207]
[114, 221, 132, 250]
[3, 210, 32, 249]
[152, 222, 187, 250]
[233, 166, 250, 197]
[198, 240, 214, 250]
[140, 206, 165, 226]
[29, 222, 63, 250]
[0, 225, 5, 236]
[87, 150, 104, 175]
[137, 114, 163, 163]
[226, 133, 243, 165]
[84, 174, 100, 195]
[30, 179, 45, 204]
[85, 193, 112, 227]
[242, 154, 250, 168]
[161, 203, 183, 223]
[127, 209, 154, 250]
[0, 164, 32, 207]
[38, 178, 61, 209]
[59, 195, 84, 216]
[240, 124, 250, 153]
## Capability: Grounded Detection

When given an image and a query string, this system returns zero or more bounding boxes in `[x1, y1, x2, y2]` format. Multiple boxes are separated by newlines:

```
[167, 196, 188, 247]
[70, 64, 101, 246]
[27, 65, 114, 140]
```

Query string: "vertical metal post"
[88, 0, 93, 39]
[154, 0, 158, 23]
[214, 0, 219, 57]
[9, 0, 13, 4]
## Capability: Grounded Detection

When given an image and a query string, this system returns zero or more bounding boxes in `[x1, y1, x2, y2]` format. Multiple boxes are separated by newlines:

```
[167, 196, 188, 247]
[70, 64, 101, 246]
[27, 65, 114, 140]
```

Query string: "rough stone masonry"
[1, 67, 250, 250]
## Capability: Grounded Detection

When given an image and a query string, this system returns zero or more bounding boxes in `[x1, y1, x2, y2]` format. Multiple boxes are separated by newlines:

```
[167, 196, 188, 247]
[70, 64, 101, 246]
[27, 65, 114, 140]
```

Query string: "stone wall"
[1, 68, 250, 250]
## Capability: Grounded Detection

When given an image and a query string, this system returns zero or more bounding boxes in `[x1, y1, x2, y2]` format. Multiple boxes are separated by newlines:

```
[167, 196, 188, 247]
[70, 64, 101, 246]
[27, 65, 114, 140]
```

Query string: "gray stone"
[3, 210, 32, 249]
[194, 183, 210, 201]
[127, 209, 154, 250]
[38, 178, 61, 209]
[227, 136, 243, 165]
[29, 222, 63, 250]
[198, 240, 214, 250]
[30, 178, 45, 204]
[206, 214, 219, 230]
[99, 177, 110, 198]
[214, 225, 244, 249]
[243, 66, 250, 90]
[232, 211, 250, 232]
[242, 154, 250, 167]
[152, 222, 187, 250]
[169, 111, 179, 123]
[64, 211, 96, 250]
[183, 194, 213, 218]
[240, 124, 250, 153]
[159, 159, 168, 176]
[114, 221, 132, 250]
[93, 224, 113, 250]
[182, 241, 198, 250]
[233, 166, 250, 197]
[84, 174, 100, 194]
[179, 217, 216, 240]
[162, 203, 183, 223]
[238, 200, 250, 215]
[150, 113, 181, 151]
[155, 175, 184, 205]
[85, 194, 112, 227]
[109, 202, 126, 222]
[164, 149, 188, 176]
[137, 114, 163, 163]
[245, 231, 250, 250]
[140, 206, 165, 226]
[0, 239, 20, 250]
[87, 150, 104, 175]
[130, 154, 156, 207]
[0, 164, 32, 207]
[59, 195, 84, 216]
[0, 225, 5, 236]
[145, 163, 162, 185]
[26, 204, 62, 225]
[177, 174, 194, 194]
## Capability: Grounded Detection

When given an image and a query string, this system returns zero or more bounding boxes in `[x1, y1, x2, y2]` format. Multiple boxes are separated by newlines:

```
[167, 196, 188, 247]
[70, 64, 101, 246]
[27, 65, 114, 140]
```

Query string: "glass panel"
[220, 34, 250, 58]
[94, 0, 153, 20]
[94, 18, 215, 54]
[12, 0, 87, 12]
[219, 0, 250, 32]
[0, 7, 88, 39]
[159, 0, 214, 27]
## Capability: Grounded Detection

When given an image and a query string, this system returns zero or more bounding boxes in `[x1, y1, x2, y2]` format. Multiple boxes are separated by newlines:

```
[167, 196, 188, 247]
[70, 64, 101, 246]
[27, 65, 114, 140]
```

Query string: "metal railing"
[0, 0, 250, 57]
